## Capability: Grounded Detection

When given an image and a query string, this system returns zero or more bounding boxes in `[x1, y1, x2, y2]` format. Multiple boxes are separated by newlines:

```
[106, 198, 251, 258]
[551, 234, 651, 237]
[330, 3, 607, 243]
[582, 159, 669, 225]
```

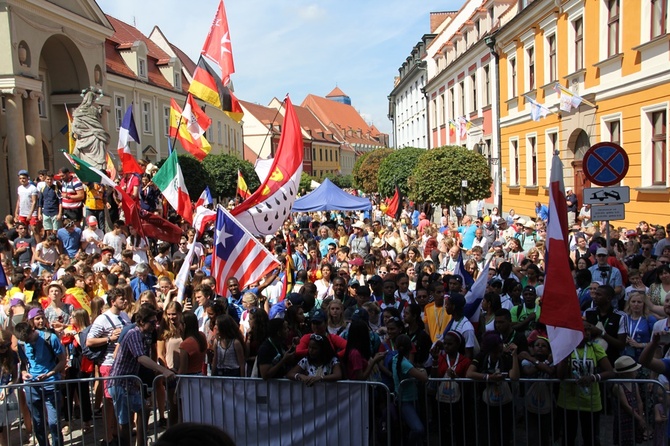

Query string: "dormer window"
[174, 72, 182, 90]
[138, 58, 147, 78]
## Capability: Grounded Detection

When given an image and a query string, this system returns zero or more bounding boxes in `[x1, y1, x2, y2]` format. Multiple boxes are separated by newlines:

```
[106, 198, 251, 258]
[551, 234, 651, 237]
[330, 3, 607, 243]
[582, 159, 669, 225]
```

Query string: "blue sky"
[99, 0, 462, 136]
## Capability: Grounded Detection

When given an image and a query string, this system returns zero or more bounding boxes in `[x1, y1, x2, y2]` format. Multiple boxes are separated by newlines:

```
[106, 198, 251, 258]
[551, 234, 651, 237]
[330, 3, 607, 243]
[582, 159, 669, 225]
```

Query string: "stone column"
[24, 91, 44, 175]
[5, 89, 28, 211]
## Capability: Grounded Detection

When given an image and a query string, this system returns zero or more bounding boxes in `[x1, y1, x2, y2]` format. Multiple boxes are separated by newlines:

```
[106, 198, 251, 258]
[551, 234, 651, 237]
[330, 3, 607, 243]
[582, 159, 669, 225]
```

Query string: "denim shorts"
[108, 385, 143, 425]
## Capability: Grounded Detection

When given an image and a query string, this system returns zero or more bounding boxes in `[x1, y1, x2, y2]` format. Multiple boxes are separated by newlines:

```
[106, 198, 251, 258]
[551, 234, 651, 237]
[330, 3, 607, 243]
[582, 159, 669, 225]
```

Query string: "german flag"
[189, 56, 243, 123]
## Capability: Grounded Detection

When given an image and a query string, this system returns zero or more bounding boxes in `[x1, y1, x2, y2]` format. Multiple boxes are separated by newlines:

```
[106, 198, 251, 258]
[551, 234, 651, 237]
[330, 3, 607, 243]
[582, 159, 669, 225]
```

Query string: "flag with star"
[211, 205, 280, 297]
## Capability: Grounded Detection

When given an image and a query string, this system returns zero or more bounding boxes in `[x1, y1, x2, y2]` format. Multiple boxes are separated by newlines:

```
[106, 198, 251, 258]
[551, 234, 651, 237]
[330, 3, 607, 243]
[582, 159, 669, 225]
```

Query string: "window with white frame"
[217, 121, 222, 144]
[432, 98, 437, 128]
[138, 58, 147, 79]
[574, 18, 584, 71]
[471, 73, 477, 112]
[509, 57, 517, 98]
[651, 110, 667, 185]
[114, 95, 125, 130]
[141, 100, 152, 134]
[651, 0, 667, 39]
[510, 138, 520, 185]
[547, 35, 557, 82]
[174, 72, 182, 91]
[484, 65, 491, 106]
[459, 81, 465, 116]
[609, 120, 621, 144]
[439, 93, 445, 126]
[527, 135, 538, 186]
[526, 46, 535, 91]
[449, 88, 455, 118]
[163, 105, 170, 136]
[607, 0, 620, 57]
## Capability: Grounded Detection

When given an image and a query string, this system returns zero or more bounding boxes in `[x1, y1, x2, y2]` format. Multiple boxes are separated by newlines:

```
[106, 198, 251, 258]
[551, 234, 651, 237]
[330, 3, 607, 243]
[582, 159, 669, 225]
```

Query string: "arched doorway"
[38, 34, 90, 171]
[570, 129, 591, 204]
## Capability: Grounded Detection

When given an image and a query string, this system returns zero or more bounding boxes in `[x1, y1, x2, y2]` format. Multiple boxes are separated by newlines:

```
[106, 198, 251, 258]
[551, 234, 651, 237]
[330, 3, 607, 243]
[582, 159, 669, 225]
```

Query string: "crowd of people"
[3, 165, 670, 446]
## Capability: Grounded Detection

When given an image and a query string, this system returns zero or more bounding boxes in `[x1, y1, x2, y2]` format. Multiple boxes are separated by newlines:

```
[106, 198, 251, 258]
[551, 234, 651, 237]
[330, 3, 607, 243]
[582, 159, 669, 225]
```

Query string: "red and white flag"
[201, 0, 235, 86]
[230, 96, 303, 236]
[539, 153, 584, 364]
[212, 205, 280, 297]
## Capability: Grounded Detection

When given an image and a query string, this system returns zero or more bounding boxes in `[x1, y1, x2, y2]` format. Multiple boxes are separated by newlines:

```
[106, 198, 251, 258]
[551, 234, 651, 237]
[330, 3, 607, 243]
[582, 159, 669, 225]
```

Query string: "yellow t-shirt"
[85, 183, 105, 211]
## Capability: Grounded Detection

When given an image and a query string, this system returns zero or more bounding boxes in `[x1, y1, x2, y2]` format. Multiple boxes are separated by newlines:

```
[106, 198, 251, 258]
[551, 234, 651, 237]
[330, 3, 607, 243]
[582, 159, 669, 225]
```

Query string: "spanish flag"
[169, 98, 211, 161]
[189, 56, 243, 123]
[237, 169, 250, 199]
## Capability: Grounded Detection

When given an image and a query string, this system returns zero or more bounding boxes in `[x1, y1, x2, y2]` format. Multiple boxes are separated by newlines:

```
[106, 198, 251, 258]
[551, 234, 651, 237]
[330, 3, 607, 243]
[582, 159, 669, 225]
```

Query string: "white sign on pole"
[590, 203, 625, 221]
[583, 186, 630, 205]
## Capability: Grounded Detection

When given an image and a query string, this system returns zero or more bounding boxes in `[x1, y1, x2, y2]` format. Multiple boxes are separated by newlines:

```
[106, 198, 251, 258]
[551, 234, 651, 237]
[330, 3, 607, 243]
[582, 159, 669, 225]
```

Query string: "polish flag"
[539, 153, 584, 364]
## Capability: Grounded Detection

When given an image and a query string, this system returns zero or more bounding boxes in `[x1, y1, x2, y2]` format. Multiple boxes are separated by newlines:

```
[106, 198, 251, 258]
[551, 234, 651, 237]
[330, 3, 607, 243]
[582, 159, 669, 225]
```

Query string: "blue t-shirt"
[460, 225, 478, 249]
[19, 330, 62, 383]
[57, 227, 82, 258]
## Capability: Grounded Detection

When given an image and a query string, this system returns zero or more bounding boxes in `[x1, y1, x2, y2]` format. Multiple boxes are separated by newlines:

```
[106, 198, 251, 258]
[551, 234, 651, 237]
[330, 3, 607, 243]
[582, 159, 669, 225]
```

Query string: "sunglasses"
[310, 334, 324, 341]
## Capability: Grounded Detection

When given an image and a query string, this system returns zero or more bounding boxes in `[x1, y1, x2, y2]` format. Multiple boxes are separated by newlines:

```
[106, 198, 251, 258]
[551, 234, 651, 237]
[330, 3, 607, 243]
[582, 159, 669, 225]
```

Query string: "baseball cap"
[492, 240, 504, 248]
[596, 247, 609, 256]
[488, 278, 503, 288]
[355, 284, 371, 299]
[87, 216, 98, 226]
[17, 169, 29, 177]
[351, 308, 369, 323]
[348, 278, 360, 287]
[286, 293, 304, 307]
[311, 309, 327, 323]
[28, 308, 44, 320]
[448, 293, 466, 310]
[483, 216, 491, 222]
[367, 275, 383, 284]
[625, 229, 638, 238]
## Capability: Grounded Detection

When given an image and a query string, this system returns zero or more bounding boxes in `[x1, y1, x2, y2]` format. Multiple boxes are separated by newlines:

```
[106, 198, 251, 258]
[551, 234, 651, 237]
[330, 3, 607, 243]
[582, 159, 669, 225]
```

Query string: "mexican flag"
[63, 151, 116, 187]
[152, 150, 193, 224]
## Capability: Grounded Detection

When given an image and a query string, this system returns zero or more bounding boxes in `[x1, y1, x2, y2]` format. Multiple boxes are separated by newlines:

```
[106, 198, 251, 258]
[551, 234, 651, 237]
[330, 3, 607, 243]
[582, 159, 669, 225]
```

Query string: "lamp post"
[485, 33, 503, 210]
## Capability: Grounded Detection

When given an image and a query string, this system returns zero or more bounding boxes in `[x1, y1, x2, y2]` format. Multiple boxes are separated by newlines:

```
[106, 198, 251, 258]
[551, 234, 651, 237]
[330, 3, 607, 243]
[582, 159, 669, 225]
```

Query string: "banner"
[180, 377, 369, 445]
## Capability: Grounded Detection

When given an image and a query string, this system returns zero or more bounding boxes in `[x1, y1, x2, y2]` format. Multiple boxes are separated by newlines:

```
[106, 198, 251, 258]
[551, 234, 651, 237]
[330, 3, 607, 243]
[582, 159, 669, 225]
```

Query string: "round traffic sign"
[582, 142, 629, 186]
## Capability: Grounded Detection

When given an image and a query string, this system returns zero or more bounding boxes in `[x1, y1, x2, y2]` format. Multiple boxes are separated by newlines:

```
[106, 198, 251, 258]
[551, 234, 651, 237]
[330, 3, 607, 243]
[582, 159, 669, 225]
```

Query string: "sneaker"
[62, 425, 70, 436]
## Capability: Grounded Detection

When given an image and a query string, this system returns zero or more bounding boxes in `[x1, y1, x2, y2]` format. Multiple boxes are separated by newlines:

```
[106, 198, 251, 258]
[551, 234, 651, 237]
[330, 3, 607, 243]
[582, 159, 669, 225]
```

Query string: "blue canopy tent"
[292, 178, 372, 212]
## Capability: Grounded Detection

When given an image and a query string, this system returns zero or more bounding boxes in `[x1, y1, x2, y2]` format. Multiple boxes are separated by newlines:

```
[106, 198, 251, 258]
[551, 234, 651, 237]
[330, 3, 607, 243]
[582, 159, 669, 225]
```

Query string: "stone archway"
[568, 129, 591, 203]
[38, 34, 90, 172]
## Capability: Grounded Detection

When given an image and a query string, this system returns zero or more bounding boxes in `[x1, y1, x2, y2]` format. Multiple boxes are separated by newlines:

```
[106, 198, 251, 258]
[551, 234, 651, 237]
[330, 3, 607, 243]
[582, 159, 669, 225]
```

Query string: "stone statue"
[71, 87, 109, 170]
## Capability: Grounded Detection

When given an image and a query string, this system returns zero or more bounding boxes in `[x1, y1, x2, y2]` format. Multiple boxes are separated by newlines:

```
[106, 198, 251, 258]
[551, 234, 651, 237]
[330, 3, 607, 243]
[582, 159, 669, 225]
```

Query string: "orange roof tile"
[105, 15, 183, 93]
[293, 105, 337, 143]
[169, 43, 197, 77]
[301, 94, 386, 148]
[326, 86, 348, 98]
[239, 100, 284, 128]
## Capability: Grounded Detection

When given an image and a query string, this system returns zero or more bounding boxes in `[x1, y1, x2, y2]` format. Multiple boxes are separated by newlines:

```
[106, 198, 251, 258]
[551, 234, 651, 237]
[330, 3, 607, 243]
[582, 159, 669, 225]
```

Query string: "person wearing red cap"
[81, 215, 104, 255]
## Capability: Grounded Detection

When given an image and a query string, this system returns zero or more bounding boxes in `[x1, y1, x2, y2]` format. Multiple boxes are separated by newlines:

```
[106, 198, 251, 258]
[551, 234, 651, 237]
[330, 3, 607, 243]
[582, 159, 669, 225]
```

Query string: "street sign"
[583, 186, 630, 205]
[590, 203, 625, 221]
[582, 142, 629, 186]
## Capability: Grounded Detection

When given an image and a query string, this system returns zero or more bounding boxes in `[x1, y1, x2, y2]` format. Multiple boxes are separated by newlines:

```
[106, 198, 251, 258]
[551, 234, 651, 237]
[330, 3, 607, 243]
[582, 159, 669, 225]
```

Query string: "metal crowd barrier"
[161, 375, 393, 446]
[0, 375, 146, 446]
[396, 377, 669, 446]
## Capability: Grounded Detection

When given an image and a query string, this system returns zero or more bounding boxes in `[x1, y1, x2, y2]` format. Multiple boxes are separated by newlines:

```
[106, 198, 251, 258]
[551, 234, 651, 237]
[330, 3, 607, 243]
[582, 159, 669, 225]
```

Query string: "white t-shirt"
[127, 237, 149, 264]
[86, 310, 132, 366]
[81, 228, 105, 255]
[35, 242, 58, 265]
[17, 184, 38, 217]
[103, 232, 126, 261]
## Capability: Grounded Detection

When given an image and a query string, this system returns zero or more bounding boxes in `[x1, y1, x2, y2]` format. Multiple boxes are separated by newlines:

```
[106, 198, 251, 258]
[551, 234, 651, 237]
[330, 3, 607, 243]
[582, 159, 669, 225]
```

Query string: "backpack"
[81, 314, 115, 365]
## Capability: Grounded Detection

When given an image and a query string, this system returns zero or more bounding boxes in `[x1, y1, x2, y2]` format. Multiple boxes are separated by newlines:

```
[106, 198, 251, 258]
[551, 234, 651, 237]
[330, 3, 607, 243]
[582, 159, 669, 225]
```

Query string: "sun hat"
[352, 221, 366, 230]
[614, 355, 641, 374]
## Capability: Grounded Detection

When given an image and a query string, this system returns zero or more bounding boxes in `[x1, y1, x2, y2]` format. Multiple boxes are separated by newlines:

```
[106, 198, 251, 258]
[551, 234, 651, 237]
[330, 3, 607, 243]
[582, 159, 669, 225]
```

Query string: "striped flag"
[464, 259, 491, 323]
[117, 105, 144, 174]
[237, 170, 250, 200]
[195, 186, 213, 208]
[152, 150, 193, 224]
[453, 252, 475, 290]
[211, 205, 280, 296]
[539, 154, 584, 364]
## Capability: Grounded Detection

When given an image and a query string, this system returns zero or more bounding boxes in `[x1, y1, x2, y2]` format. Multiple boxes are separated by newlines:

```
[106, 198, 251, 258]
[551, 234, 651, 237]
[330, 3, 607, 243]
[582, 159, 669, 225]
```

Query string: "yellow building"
[495, 0, 670, 228]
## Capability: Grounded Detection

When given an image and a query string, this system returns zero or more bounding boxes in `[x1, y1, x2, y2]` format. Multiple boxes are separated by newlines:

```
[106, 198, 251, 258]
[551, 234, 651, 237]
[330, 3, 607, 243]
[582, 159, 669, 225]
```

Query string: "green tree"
[377, 147, 424, 198]
[409, 145, 492, 206]
[156, 153, 212, 200]
[323, 173, 353, 189]
[299, 172, 314, 193]
[202, 154, 259, 200]
[352, 148, 393, 193]
[352, 151, 371, 190]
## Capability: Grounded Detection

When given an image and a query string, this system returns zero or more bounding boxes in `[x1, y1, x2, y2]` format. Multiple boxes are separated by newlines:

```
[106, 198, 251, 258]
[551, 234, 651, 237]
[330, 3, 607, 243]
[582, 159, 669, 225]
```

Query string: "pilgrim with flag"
[117, 105, 144, 174]
[538, 152, 584, 364]
[384, 185, 404, 221]
[236, 170, 251, 200]
[169, 97, 212, 161]
[152, 150, 193, 224]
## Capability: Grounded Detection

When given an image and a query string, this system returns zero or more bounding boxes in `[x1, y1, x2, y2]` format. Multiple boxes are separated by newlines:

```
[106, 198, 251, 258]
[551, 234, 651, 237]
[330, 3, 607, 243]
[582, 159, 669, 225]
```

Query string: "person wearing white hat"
[588, 248, 624, 300]
[348, 221, 370, 257]
[516, 219, 539, 253]
[611, 356, 648, 444]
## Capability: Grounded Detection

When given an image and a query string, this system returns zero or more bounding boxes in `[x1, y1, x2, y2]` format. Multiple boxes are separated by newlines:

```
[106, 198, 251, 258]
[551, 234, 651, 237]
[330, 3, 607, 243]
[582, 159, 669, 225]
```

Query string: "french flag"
[539, 153, 584, 364]
[117, 105, 143, 174]
[195, 186, 213, 208]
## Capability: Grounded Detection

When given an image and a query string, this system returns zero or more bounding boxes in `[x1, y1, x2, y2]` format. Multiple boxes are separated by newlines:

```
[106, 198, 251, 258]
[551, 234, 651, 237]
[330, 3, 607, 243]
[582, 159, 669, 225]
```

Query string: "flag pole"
[169, 94, 192, 154]
[259, 96, 286, 157]
[523, 95, 556, 115]
[555, 83, 596, 108]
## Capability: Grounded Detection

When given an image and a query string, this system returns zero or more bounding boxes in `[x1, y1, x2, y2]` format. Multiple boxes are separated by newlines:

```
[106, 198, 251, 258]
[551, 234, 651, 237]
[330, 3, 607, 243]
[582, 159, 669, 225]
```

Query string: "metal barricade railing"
[395, 377, 669, 446]
[153, 375, 392, 446]
[0, 375, 145, 446]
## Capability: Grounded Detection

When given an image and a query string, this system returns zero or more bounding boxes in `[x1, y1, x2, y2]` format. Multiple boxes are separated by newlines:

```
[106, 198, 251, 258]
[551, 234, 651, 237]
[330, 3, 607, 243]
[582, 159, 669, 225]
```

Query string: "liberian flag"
[539, 153, 584, 364]
[117, 105, 144, 174]
[230, 96, 303, 236]
[195, 186, 213, 208]
[152, 150, 193, 224]
[212, 205, 280, 296]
